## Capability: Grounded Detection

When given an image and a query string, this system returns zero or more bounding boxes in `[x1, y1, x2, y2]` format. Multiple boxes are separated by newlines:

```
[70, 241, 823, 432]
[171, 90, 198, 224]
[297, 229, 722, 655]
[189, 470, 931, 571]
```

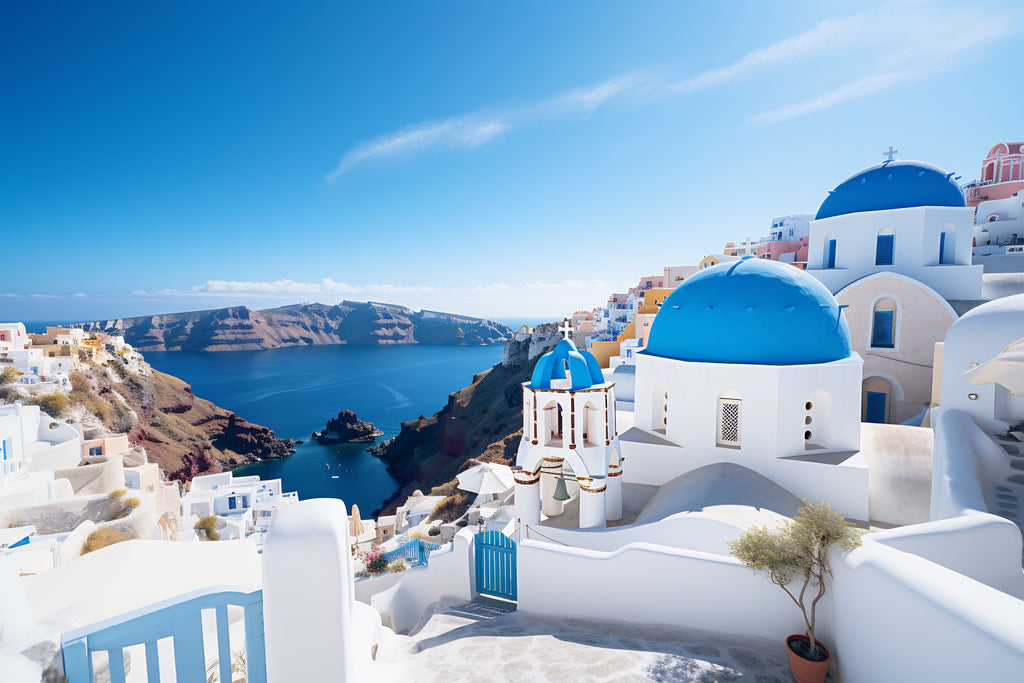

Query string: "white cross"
[559, 320, 574, 340]
[882, 145, 899, 162]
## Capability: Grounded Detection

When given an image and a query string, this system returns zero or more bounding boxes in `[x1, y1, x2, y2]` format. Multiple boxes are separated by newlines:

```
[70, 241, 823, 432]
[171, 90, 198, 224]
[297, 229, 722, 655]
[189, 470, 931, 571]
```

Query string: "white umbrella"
[964, 338, 1024, 395]
[456, 462, 515, 495]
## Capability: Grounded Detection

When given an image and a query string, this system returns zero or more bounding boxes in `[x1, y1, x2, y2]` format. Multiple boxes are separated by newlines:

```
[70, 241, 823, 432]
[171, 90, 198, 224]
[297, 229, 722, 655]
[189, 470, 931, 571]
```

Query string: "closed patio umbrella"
[349, 504, 365, 554]
[964, 337, 1024, 395]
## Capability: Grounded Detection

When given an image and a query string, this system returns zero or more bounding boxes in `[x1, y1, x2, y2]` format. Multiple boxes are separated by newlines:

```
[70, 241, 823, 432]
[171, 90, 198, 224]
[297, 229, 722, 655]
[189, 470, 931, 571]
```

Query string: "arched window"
[984, 163, 995, 183]
[875, 228, 895, 266]
[716, 391, 742, 448]
[871, 297, 898, 349]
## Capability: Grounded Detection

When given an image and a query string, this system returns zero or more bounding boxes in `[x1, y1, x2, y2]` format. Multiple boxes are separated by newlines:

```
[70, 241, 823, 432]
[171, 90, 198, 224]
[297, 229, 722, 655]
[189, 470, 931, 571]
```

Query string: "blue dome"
[815, 160, 966, 220]
[531, 338, 606, 390]
[644, 258, 852, 365]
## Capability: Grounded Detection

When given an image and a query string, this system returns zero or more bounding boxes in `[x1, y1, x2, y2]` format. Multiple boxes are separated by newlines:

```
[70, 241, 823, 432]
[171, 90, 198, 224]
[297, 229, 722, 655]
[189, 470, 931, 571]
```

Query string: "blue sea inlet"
[143, 343, 506, 514]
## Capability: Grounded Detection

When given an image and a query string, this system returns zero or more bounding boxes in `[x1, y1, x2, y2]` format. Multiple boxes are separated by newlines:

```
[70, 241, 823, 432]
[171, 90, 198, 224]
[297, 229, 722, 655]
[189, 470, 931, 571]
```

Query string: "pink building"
[964, 142, 1024, 207]
[756, 237, 809, 269]
[635, 275, 664, 291]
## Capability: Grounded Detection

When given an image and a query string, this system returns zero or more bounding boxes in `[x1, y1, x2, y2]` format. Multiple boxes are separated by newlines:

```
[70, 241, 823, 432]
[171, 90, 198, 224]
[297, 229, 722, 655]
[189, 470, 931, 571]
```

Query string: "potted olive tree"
[728, 502, 861, 683]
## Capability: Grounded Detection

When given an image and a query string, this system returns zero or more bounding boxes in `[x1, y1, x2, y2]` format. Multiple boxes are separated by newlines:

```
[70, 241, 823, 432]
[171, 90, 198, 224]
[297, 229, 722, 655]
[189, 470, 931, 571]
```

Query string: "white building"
[806, 160, 983, 301]
[0, 404, 82, 507]
[182, 472, 298, 543]
[767, 214, 811, 242]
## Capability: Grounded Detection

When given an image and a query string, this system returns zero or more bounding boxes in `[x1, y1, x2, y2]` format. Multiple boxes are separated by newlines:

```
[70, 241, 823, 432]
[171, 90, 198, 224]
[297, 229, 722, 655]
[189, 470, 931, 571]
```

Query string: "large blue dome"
[815, 160, 966, 220]
[644, 258, 852, 365]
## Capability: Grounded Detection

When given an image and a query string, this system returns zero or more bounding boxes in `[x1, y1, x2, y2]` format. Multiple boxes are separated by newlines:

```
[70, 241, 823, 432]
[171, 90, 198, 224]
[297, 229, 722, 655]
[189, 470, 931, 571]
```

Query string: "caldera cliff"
[83, 301, 511, 352]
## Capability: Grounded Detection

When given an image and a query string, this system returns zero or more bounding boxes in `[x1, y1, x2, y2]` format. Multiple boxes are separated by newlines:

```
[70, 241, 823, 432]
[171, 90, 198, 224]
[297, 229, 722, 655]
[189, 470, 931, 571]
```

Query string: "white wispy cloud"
[132, 279, 513, 299]
[747, 6, 1019, 125]
[326, 73, 649, 180]
[1, 293, 61, 298]
[72, 293, 87, 297]
[325, 2, 1019, 175]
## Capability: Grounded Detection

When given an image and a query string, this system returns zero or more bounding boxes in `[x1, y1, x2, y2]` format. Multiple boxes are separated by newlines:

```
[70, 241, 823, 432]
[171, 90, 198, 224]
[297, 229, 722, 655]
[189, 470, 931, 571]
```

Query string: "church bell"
[552, 473, 571, 502]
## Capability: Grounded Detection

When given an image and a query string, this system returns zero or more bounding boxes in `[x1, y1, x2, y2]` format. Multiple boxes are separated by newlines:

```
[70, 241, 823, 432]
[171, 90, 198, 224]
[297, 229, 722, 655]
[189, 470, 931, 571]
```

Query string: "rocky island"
[314, 410, 383, 444]
[83, 301, 512, 352]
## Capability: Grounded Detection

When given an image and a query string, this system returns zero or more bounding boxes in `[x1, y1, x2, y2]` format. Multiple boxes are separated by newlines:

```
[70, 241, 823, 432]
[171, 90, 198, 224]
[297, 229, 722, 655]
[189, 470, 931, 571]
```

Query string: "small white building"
[806, 160, 983, 301]
[182, 472, 298, 543]
[0, 404, 82, 507]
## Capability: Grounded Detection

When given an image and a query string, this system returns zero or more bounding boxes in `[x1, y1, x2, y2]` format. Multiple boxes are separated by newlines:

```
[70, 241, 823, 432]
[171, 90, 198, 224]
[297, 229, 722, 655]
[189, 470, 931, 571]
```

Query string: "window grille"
[717, 398, 742, 447]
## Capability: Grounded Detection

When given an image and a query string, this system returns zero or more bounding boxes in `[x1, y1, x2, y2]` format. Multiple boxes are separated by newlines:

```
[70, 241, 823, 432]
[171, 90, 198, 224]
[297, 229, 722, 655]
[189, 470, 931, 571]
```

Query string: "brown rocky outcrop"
[83, 301, 511, 352]
[315, 410, 383, 444]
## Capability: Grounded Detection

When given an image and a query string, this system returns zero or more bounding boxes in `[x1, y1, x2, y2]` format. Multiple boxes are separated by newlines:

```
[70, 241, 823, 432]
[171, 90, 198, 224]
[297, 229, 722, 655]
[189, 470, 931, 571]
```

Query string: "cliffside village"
[3, 141, 1024, 681]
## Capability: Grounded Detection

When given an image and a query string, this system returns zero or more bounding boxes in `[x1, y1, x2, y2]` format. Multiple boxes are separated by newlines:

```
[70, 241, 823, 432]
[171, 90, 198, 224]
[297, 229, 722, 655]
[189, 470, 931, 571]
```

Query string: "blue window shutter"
[876, 235, 894, 265]
[827, 240, 837, 268]
[229, 497, 237, 510]
[939, 233, 948, 264]
[872, 310, 895, 347]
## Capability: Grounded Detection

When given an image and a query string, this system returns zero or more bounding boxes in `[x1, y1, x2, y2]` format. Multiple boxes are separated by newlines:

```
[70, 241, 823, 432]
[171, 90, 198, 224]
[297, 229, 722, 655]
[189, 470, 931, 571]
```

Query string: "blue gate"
[474, 530, 517, 601]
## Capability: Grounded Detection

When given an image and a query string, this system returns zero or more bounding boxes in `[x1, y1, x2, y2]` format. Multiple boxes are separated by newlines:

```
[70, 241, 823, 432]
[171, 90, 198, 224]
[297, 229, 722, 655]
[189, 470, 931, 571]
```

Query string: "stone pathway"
[377, 597, 822, 682]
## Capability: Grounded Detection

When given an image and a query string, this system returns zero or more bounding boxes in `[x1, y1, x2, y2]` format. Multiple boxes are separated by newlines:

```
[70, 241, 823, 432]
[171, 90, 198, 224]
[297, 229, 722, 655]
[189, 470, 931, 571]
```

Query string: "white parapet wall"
[370, 528, 475, 634]
[830, 537, 1024, 682]
[516, 539, 809, 641]
[263, 499, 382, 683]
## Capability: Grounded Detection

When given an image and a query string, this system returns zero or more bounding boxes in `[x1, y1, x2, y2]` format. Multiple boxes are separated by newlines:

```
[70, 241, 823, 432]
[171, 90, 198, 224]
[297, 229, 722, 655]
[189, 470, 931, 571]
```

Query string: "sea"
[131, 318, 548, 515]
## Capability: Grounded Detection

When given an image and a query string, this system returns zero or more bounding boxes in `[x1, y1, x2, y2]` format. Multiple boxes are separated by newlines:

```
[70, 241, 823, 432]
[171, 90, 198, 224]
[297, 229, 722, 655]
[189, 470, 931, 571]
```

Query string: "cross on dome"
[559, 320, 575, 340]
[882, 145, 899, 162]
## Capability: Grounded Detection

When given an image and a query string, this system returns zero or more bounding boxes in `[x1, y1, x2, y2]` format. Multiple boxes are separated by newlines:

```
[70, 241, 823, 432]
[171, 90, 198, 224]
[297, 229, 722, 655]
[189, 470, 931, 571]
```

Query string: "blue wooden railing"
[383, 538, 443, 567]
[61, 585, 266, 683]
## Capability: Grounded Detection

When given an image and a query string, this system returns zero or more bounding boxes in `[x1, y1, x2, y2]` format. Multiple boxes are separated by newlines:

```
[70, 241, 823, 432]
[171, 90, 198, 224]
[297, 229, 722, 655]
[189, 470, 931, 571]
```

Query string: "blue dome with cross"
[815, 160, 966, 220]
[530, 337, 606, 390]
[643, 258, 852, 365]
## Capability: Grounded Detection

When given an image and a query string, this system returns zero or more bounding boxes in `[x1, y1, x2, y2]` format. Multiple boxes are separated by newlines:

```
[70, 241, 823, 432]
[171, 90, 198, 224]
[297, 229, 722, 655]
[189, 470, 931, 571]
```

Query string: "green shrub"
[30, 393, 70, 416]
[81, 527, 133, 554]
[194, 515, 221, 541]
[0, 367, 19, 385]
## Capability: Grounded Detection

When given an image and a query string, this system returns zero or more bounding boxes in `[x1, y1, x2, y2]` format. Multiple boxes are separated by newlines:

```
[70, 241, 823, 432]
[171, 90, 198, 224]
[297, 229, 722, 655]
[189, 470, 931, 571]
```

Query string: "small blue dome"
[815, 160, 966, 220]
[531, 338, 606, 390]
[644, 258, 852, 365]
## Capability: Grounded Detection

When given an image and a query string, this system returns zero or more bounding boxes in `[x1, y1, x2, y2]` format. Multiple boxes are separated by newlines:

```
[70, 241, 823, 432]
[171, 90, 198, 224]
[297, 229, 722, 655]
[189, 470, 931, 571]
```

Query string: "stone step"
[1011, 460, 1024, 471]
[996, 485, 1014, 492]
[1009, 474, 1024, 486]
[998, 501, 1018, 509]
[999, 510, 1019, 519]
[1002, 445, 1020, 455]
[997, 493, 1018, 502]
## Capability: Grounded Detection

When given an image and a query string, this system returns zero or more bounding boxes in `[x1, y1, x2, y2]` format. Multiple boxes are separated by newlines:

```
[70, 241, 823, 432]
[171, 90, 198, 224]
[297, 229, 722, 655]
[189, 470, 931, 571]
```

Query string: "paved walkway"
[378, 597, 827, 682]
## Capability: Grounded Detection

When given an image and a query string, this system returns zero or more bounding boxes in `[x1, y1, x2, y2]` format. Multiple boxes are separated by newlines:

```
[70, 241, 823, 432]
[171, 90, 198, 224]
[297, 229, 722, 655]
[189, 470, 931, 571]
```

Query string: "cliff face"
[65, 356, 293, 479]
[369, 322, 561, 514]
[84, 301, 511, 352]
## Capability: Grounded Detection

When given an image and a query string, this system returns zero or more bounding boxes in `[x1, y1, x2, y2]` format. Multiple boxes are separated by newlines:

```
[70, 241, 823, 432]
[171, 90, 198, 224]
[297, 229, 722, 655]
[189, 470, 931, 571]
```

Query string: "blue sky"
[1, 0, 1021, 321]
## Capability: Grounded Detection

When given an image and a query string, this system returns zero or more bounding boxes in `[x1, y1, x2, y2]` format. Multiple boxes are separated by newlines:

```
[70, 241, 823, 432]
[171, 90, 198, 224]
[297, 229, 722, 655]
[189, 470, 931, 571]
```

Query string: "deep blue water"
[143, 344, 505, 514]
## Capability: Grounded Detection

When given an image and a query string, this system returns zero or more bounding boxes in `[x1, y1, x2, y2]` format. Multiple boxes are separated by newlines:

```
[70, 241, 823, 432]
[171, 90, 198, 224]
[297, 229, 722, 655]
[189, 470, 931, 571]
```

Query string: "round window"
[805, 401, 813, 410]
[804, 431, 812, 440]
[805, 416, 812, 425]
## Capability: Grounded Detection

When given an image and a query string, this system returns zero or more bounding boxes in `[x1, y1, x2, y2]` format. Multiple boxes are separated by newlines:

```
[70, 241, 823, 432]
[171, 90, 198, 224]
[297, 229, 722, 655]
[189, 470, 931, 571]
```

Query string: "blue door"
[474, 530, 517, 601]
[866, 391, 887, 424]
[939, 232, 947, 264]
[827, 239, 837, 269]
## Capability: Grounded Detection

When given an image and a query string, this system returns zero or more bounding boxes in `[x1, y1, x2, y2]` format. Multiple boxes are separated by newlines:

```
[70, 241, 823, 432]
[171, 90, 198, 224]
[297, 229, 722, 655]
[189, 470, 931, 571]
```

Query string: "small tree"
[0, 367, 19, 385]
[728, 502, 861, 660]
[82, 527, 133, 554]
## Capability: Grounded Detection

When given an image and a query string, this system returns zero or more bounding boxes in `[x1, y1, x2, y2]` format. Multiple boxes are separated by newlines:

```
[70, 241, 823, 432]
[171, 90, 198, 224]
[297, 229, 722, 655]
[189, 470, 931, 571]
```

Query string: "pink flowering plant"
[360, 546, 389, 574]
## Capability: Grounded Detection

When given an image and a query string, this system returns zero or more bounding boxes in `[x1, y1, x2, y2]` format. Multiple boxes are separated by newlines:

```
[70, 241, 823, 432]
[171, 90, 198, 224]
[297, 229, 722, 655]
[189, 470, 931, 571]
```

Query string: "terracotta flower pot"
[786, 634, 830, 683]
